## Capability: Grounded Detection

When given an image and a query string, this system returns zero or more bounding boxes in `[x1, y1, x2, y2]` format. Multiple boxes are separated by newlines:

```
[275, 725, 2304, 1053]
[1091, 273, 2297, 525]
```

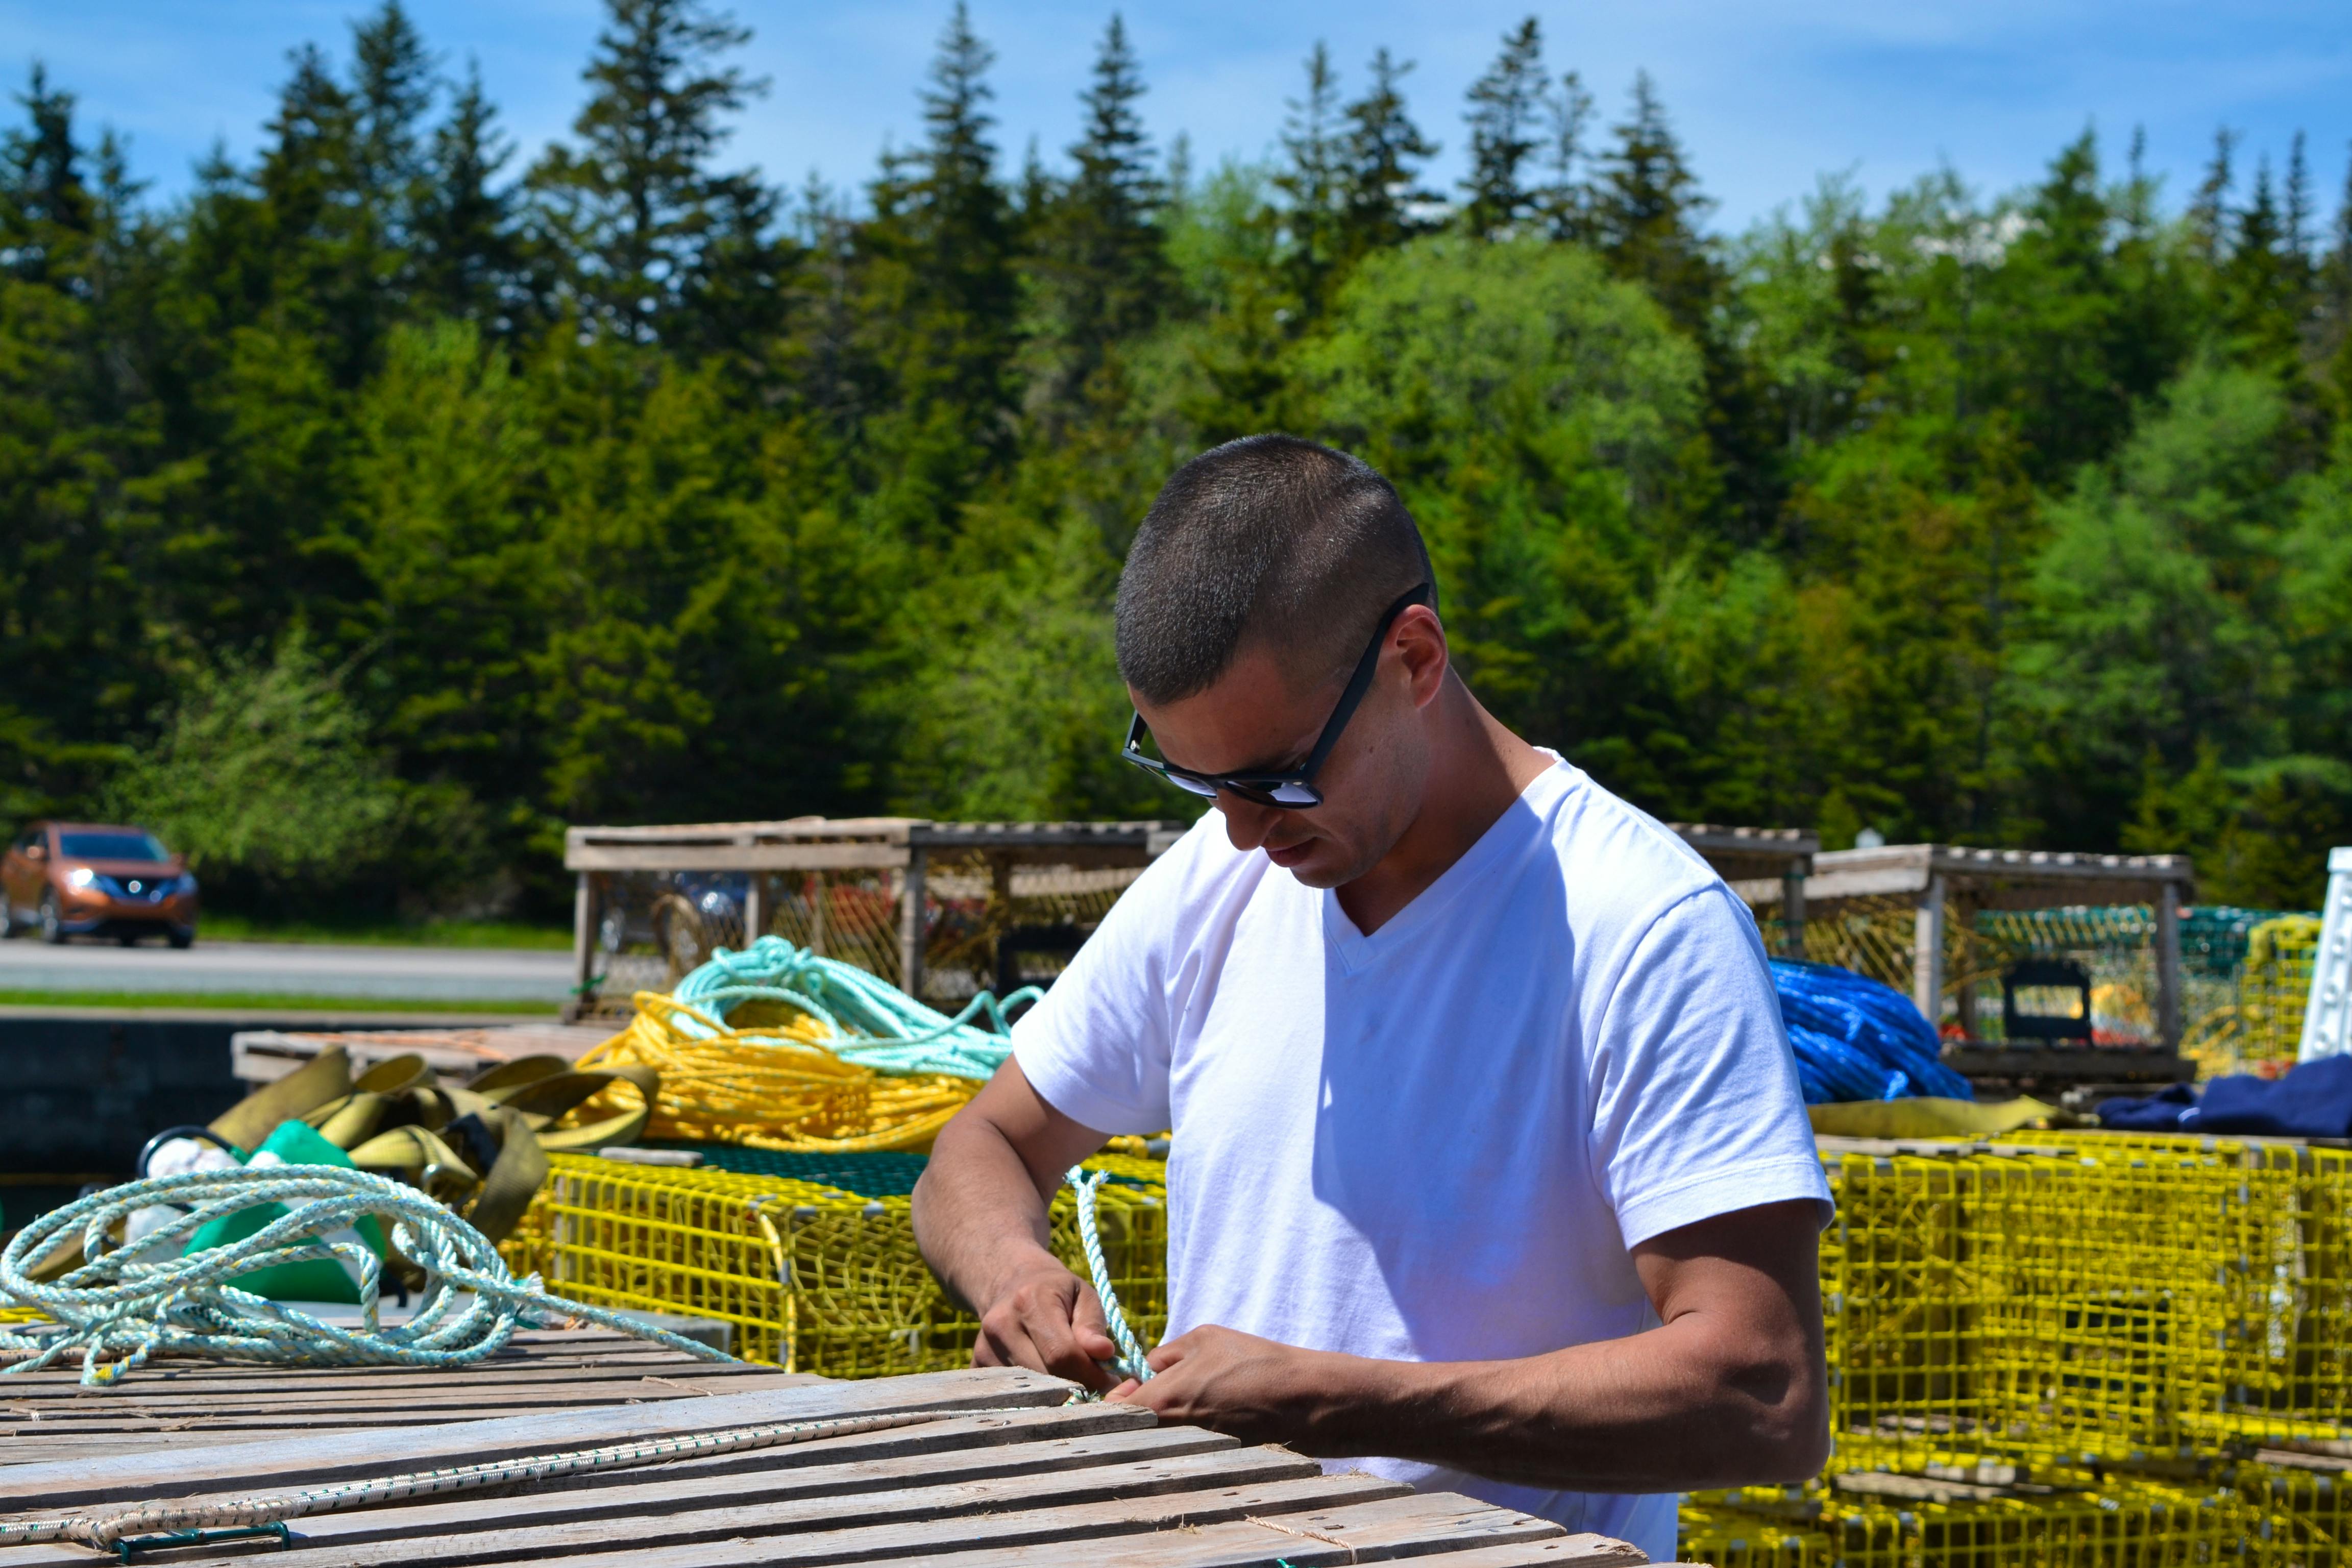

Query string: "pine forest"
[6, 0, 2351, 920]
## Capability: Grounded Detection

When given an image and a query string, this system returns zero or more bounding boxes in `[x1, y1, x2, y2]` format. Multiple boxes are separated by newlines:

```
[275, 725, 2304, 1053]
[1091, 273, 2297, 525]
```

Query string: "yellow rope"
[568, 994, 977, 1154]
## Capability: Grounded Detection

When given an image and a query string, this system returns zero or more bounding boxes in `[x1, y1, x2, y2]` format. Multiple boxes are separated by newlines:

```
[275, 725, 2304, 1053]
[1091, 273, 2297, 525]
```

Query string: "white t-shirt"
[1013, 754, 1828, 1563]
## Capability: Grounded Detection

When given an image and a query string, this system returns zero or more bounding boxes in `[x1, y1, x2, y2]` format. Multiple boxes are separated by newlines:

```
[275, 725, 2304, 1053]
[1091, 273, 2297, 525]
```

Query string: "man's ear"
[1398, 606, 1448, 707]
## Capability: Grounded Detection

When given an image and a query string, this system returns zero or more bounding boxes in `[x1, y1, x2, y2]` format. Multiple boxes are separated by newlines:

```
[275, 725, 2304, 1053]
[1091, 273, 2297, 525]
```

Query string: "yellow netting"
[565, 993, 977, 1154]
[2243, 916, 2323, 1070]
[1826, 1134, 2352, 1470]
[1682, 1479, 2246, 1568]
[504, 1152, 1165, 1375]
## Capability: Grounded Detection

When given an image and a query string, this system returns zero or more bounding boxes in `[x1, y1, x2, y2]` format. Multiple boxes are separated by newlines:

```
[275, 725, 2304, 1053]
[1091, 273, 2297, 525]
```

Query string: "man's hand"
[1117, 1200, 1828, 1494]
[1108, 1325, 1353, 1447]
[913, 1059, 1129, 1393]
[973, 1255, 1122, 1393]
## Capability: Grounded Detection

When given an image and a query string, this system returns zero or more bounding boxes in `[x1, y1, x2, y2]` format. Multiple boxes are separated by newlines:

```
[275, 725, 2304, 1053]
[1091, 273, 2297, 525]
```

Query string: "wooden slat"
[388, 1469, 1409, 1568]
[1347, 1533, 1650, 1568]
[248, 1425, 1232, 1565]
[0, 1363, 803, 1404]
[0, 1409, 1143, 1497]
[935, 1491, 1580, 1567]
[232, 1442, 1332, 1568]
[0, 1366, 1068, 1510]
[0, 1376, 819, 1430]
[0, 1410, 1185, 1568]
[0, 1352, 781, 1386]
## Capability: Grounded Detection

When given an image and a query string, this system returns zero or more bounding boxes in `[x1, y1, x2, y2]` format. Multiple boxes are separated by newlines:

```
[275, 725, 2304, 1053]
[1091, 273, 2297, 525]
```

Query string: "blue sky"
[4, 1, 2347, 234]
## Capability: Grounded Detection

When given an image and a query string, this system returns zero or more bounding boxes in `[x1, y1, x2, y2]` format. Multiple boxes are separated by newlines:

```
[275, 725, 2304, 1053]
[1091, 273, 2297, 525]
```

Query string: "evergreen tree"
[1591, 72, 1718, 335]
[857, 3, 1020, 460]
[2189, 128, 2237, 260]
[349, 2, 434, 227]
[525, 0, 773, 344]
[1535, 69, 1596, 243]
[1030, 14, 1169, 408]
[2225, 152, 2301, 366]
[1274, 42, 1345, 316]
[0, 69, 171, 785]
[1337, 47, 1437, 260]
[413, 60, 519, 328]
[2286, 130, 2314, 278]
[1459, 18, 1544, 238]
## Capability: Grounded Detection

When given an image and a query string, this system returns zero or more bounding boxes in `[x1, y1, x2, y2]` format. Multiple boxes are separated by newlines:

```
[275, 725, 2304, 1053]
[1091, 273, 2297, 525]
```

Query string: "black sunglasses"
[1121, 582, 1434, 810]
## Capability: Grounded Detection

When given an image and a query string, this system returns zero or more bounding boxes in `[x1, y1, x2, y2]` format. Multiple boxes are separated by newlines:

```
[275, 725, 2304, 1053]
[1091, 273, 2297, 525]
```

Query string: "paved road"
[0, 936, 575, 1002]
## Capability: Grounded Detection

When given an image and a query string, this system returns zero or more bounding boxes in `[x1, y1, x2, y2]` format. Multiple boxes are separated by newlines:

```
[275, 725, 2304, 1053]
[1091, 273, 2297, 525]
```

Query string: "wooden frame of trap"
[561, 818, 1188, 1018]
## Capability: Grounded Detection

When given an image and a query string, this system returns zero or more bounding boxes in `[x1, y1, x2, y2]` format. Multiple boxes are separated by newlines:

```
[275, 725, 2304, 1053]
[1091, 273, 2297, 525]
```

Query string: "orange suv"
[1, 822, 200, 947]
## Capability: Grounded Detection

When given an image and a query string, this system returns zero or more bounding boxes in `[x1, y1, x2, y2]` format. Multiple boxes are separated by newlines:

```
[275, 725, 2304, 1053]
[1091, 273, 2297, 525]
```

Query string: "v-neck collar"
[1319, 755, 1571, 975]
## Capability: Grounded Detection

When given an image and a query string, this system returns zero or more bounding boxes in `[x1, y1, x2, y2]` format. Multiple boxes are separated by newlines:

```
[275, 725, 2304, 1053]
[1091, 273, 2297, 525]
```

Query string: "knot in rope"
[0, 1166, 730, 1389]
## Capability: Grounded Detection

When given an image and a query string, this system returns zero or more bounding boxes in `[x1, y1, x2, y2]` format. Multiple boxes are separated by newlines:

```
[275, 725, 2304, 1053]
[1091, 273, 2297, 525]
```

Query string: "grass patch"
[0, 990, 561, 1014]
[194, 915, 573, 949]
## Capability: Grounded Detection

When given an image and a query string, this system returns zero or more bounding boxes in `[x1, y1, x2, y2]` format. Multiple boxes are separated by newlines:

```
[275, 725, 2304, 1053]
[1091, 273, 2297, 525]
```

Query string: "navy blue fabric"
[2197, 1055, 2352, 1137]
[1770, 960, 1974, 1105]
[2096, 1057, 2352, 1138]
[2094, 1082, 2198, 1131]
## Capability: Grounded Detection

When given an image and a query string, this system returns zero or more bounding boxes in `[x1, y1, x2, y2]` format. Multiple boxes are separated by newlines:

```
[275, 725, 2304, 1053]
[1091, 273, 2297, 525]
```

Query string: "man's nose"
[1215, 794, 1279, 851]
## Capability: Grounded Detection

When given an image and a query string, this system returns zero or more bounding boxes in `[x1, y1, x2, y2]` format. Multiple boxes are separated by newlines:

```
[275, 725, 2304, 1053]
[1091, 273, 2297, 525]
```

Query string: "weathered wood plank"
[0, 1359, 793, 1400]
[932, 1490, 1580, 1568]
[0, 1404, 1148, 1476]
[243, 1441, 1322, 1568]
[0, 1366, 1068, 1511]
[0, 1376, 818, 1429]
[552, 1403, 1157, 1490]
[419, 1471, 1410, 1568]
[0, 1411, 1189, 1568]
[1341, 1532, 1649, 1567]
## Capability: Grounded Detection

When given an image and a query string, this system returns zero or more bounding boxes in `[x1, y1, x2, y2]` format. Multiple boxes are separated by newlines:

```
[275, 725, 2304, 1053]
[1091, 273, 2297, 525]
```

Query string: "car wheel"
[168, 925, 195, 950]
[117, 930, 140, 947]
[39, 892, 64, 944]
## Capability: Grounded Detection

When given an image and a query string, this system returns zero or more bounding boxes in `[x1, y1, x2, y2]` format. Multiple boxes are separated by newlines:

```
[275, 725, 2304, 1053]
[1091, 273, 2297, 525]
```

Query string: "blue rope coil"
[1771, 959, 1973, 1104]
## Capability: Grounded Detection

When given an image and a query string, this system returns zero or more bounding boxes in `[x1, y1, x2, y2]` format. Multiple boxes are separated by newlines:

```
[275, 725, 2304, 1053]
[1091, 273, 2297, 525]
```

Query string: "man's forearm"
[1298, 1317, 1826, 1491]
[912, 1112, 1061, 1313]
[1124, 1202, 1830, 1494]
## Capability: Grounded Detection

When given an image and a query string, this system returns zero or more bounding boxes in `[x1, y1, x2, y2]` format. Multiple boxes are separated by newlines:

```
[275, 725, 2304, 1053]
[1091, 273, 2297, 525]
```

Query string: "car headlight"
[177, 872, 200, 895]
[66, 867, 95, 890]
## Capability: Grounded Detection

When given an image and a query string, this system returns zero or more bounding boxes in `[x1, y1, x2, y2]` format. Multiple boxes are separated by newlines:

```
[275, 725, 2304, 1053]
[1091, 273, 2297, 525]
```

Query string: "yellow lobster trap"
[501, 1151, 1167, 1376]
[1681, 1478, 2249, 1568]
[1825, 1133, 2352, 1472]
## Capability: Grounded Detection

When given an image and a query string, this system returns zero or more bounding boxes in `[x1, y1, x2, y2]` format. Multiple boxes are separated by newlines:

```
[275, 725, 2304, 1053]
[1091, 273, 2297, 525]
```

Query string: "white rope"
[0, 1166, 729, 1389]
[1067, 1166, 1153, 1383]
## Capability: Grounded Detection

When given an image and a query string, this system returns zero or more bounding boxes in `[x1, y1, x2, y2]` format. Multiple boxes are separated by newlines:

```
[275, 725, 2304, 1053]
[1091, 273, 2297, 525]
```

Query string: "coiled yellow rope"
[568, 994, 977, 1153]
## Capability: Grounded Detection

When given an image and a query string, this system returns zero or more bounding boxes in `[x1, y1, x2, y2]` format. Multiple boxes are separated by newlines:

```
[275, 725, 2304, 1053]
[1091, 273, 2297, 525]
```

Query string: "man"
[912, 435, 1831, 1562]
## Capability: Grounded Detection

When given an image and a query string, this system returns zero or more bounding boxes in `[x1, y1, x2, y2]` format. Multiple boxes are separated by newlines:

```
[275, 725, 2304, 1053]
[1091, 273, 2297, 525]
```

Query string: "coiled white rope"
[0, 1166, 729, 1390]
[1067, 1166, 1153, 1384]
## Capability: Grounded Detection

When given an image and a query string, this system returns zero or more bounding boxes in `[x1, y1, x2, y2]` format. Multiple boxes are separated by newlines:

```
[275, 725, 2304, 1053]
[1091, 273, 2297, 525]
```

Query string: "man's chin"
[1263, 840, 1357, 888]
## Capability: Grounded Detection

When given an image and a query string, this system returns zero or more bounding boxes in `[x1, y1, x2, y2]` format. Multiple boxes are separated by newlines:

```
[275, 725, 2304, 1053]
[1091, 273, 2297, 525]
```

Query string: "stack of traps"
[1698, 1134, 2352, 1566]
[506, 1133, 2352, 1563]
[500, 1149, 1167, 1377]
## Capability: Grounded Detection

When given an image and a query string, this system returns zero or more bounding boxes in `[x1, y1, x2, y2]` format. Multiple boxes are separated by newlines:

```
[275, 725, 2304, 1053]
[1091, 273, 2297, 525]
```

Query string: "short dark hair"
[1114, 435, 1436, 705]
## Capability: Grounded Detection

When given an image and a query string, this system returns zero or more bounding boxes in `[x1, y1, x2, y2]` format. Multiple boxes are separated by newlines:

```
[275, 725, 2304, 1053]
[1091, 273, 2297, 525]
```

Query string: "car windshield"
[58, 831, 170, 862]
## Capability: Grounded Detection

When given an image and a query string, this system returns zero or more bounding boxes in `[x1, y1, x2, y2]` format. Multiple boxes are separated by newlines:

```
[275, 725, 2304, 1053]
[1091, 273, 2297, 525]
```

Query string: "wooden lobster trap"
[562, 818, 1187, 1019]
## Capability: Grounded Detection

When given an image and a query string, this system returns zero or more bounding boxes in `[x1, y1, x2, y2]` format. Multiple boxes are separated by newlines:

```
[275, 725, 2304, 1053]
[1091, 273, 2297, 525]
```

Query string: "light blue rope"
[0, 1167, 731, 1389]
[671, 936, 1041, 1081]
[1067, 1166, 1152, 1384]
